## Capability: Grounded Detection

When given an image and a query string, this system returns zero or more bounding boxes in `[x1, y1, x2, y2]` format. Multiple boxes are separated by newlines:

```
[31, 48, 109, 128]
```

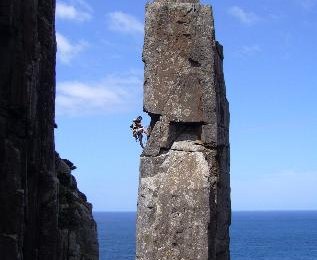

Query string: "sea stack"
[136, 0, 231, 259]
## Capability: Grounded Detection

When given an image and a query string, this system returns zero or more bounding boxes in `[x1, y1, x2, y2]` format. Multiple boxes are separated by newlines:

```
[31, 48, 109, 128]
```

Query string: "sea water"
[94, 211, 317, 260]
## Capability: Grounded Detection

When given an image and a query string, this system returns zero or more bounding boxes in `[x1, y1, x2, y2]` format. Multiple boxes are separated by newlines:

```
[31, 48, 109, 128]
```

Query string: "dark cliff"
[0, 1, 98, 259]
[56, 154, 98, 260]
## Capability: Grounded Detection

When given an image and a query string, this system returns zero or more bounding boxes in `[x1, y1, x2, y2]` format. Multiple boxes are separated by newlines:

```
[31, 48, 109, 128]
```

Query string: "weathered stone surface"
[143, 1, 217, 124]
[0, 1, 98, 259]
[137, 0, 230, 259]
[137, 149, 216, 260]
[56, 154, 99, 260]
[155, 0, 200, 4]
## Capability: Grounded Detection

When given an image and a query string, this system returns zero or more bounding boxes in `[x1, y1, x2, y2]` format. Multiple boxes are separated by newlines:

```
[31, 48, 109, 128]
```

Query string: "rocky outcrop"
[56, 154, 99, 260]
[136, 0, 230, 259]
[0, 1, 98, 259]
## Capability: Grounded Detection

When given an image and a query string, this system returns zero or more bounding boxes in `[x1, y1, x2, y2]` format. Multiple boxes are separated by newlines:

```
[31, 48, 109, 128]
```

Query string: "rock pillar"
[136, 0, 230, 259]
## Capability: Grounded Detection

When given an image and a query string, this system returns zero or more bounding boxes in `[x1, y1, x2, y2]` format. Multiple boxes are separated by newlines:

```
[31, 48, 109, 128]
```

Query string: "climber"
[130, 116, 148, 149]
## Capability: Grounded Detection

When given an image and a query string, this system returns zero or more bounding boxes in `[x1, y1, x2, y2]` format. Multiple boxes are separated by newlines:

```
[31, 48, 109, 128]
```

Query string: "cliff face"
[0, 1, 98, 259]
[136, 0, 230, 259]
[56, 155, 99, 260]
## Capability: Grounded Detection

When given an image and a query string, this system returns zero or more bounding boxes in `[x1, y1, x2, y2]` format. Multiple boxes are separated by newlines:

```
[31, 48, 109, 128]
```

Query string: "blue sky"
[55, 0, 317, 211]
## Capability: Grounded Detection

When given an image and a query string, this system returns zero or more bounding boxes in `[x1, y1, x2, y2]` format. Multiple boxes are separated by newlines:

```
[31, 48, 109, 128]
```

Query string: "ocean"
[94, 211, 317, 260]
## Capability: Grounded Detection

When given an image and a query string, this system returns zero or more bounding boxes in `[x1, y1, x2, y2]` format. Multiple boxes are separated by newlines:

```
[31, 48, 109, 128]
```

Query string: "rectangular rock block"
[143, 1, 217, 123]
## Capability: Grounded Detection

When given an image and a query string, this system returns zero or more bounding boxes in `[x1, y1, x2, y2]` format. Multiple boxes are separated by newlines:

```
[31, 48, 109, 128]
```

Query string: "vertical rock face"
[0, 1, 98, 260]
[136, 0, 230, 259]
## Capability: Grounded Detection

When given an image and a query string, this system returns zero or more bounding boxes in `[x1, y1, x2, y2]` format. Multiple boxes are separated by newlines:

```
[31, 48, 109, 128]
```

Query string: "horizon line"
[93, 209, 317, 213]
